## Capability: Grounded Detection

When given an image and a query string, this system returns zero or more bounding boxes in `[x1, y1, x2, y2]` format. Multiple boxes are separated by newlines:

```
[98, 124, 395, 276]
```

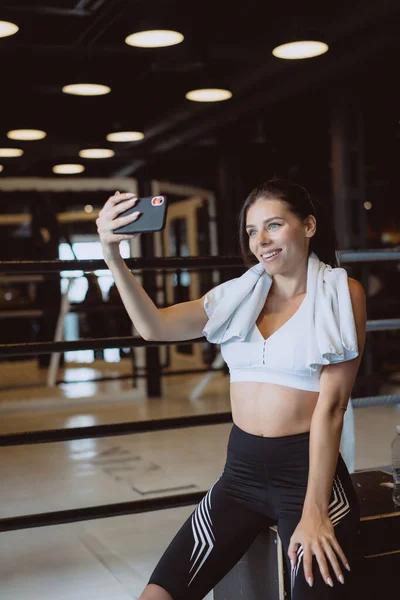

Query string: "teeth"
[263, 250, 280, 258]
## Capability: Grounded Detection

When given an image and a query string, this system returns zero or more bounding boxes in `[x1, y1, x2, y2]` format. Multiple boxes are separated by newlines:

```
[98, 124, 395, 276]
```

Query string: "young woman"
[97, 179, 367, 600]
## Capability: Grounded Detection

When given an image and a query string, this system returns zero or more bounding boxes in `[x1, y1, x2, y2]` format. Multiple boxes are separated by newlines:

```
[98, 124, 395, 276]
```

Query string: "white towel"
[202, 251, 359, 371]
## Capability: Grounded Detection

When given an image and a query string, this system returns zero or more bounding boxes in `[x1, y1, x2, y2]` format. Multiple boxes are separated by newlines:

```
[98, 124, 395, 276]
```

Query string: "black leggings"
[148, 424, 360, 600]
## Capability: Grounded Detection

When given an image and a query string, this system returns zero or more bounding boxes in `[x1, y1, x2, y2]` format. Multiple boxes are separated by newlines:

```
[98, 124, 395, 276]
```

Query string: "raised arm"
[97, 191, 209, 342]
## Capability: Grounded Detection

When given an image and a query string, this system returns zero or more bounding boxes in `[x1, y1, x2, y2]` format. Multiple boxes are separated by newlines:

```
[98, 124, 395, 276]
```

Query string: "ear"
[304, 215, 317, 237]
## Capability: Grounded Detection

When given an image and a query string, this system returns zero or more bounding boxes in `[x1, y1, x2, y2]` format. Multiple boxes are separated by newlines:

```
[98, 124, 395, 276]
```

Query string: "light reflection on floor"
[61, 380, 99, 398]
[63, 368, 103, 382]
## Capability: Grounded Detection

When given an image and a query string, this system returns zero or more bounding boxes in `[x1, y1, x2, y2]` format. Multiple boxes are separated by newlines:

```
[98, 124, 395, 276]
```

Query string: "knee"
[139, 583, 175, 600]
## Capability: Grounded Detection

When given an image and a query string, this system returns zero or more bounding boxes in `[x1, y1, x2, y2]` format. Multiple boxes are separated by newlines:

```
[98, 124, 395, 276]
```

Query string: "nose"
[257, 231, 272, 245]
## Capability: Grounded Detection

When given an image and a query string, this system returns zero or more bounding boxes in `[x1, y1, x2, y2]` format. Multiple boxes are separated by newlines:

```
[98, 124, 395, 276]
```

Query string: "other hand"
[288, 512, 350, 588]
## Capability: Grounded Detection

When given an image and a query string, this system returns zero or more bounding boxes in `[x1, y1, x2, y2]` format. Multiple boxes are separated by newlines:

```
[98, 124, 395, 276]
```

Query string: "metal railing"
[0, 249, 398, 530]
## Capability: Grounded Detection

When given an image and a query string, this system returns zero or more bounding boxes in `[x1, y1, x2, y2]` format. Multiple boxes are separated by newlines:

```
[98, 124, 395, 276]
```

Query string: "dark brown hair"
[238, 178, 338, 268]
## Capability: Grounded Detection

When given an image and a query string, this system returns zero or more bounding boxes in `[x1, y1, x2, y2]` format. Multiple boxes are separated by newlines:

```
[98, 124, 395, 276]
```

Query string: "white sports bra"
[202, 252, 359, 393]
[218, 293, 322, 391]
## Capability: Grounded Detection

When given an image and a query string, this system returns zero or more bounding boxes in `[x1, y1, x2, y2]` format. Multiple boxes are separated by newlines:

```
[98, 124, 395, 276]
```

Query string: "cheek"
[276, 228, 288, 241]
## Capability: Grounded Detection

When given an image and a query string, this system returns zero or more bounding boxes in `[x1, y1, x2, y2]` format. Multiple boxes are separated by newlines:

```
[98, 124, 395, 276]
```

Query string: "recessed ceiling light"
[62, 83, 111, 96]
[0, 148, 24, 157]
[0, 20, 19, 38]
[7, 129, 47, 141]
[106, 131, 144, 142]
[185, 88, 232, 102]
[272, 40, 328, 59]
[53, 164, 85, 174]
[125, 30, 184, 48]
[79, 148, 115, 159]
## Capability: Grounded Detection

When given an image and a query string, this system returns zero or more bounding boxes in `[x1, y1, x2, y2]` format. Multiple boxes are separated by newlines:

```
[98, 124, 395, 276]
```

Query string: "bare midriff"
[228, 289, 319, 437]
[230, 382, 319, 437]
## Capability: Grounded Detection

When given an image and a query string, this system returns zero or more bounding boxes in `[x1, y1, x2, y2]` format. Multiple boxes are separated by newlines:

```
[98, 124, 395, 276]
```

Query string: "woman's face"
[245, 198, 315, 274]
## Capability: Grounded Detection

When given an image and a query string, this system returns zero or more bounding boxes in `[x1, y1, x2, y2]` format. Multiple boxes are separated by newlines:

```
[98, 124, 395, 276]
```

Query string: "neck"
[269, 256, 308, 300]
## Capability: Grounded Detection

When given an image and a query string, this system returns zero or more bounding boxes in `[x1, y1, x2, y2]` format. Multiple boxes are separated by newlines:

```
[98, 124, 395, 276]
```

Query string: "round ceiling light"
[0, 148, 24, 157]
[62, 83, 111, 96]
[272, 40, 328, 60]
[0, 20, 19, 38]
[185, 88, 232, 102]
[125, 30, 184, 48]
[79, 148, 115, 159]
[53, 164, 85, 174]
[106, 131, 144, 142]
[7, 129, 47, 141]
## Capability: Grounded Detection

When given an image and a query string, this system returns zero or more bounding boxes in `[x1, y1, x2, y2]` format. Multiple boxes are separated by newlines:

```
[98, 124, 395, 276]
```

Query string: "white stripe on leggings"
[188, 482, 216, 586]
[290, 474, 350, 597]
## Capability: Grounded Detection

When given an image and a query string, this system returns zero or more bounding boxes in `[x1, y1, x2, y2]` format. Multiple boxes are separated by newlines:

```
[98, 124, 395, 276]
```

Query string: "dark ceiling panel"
[0, 0, 398, 186]
[6, 0, 79, 8]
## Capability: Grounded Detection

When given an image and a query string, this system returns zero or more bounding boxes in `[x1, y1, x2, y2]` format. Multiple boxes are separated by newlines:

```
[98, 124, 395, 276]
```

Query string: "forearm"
[103, 246, 164, 340]
[303, 406, 345, 515]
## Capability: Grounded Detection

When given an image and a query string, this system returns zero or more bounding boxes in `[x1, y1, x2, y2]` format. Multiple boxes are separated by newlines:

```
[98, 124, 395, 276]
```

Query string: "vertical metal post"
[47, 279, 72, 387]
[217, 152, 245, 281]
[331, 98, 372, 396]
[330, 99, 368, 250]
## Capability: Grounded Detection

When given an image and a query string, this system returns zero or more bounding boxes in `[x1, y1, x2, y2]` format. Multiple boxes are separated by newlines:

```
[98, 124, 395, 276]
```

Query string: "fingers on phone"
[115, 198, 138, 215]
[126, 211, 141, 223]
[111, 191, 136, 205]
[114, 211, 140, 229]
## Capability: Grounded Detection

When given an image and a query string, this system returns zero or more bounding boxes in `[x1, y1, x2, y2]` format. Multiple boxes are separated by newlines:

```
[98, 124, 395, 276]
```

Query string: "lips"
[260, 249, 281, 258]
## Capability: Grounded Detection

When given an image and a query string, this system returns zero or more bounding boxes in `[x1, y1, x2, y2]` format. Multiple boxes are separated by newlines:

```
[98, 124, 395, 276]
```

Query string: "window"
[59, 240, 131, 363]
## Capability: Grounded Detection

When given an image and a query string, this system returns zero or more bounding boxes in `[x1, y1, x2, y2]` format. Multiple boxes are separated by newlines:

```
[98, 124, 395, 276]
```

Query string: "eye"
[247, 223, 280, 236]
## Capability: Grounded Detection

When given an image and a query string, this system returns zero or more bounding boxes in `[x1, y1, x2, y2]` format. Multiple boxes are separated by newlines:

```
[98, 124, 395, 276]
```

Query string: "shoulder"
[347, 277, 367, 347]
[348, 277, 366, 310]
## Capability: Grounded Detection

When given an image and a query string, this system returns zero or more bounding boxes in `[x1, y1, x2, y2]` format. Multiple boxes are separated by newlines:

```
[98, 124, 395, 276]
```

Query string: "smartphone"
[113, 195, 168, 234]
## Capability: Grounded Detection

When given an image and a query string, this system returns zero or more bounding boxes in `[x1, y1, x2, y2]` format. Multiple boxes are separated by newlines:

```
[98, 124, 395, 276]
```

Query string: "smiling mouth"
[260, 249, 282, 259]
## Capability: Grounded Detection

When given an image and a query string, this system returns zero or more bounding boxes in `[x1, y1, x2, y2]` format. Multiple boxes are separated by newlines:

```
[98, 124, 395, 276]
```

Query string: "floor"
[0, 358, 399, 600]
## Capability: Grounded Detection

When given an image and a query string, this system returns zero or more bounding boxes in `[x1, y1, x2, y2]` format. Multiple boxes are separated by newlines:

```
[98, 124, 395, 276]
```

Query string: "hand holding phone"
[113, 194, 168, 234]
[97, 191, 168, 252]
[97, 191, 141, 248]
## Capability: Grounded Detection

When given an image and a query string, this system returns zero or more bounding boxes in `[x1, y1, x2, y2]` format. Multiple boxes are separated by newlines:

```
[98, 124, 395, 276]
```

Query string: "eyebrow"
[245, 216, 284, 229]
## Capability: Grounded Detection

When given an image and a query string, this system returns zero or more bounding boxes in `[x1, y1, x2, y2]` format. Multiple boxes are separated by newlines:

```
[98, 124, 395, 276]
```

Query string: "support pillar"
[330, 99, 368, 251]
[330, 99, 372, 395]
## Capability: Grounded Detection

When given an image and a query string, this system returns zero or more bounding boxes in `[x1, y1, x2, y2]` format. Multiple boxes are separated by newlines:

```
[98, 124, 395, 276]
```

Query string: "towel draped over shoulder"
[202, 251, 359, 372]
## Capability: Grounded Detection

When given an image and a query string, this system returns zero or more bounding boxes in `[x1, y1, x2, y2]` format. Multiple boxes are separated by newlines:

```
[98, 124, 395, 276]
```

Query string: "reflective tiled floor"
[0, 359, 399, 600]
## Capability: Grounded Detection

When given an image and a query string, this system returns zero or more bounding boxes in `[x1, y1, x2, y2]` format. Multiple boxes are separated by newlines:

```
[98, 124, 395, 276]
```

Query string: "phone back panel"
[113, 195, 168, 234]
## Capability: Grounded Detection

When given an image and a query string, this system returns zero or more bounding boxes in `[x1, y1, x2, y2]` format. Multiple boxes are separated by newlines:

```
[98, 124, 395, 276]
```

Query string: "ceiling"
[0, 0, 399, 189]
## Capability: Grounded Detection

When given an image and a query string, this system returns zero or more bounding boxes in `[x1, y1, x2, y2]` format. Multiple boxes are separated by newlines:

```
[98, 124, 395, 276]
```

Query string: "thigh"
[148, 476, 269, 600]
[278, 456, 361, 599]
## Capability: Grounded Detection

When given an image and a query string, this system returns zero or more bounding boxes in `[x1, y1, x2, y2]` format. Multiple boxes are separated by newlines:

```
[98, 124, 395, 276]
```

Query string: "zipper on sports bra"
[262, 340, 266, 365]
